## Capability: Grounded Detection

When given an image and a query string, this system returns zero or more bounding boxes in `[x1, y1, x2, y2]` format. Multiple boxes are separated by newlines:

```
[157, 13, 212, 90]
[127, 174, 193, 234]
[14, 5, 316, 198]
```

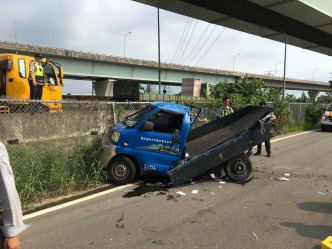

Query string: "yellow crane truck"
[0, 53, 64, 113]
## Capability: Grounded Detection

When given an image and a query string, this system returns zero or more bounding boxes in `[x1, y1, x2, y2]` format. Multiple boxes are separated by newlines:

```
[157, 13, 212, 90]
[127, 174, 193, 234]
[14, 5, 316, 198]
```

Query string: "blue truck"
[99, 102, 278, 185]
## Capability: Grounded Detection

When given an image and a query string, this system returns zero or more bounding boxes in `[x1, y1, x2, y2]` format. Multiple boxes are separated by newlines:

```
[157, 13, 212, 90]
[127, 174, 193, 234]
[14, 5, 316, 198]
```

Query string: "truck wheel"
[224, 155, 252, 182]
[107, 156, 136, 185]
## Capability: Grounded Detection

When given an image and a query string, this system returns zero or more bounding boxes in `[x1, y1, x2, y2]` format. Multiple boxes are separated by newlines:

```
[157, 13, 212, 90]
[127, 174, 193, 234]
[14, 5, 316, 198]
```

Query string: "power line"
[173, 18, 193, 63]
[188, 25, 217, 65]
[182, 23, 210, 65]
[174, 18, 193, 63]
[171, 17, 190, 63]
[194, 27, 226, 66]
[177, 19, 198, 64]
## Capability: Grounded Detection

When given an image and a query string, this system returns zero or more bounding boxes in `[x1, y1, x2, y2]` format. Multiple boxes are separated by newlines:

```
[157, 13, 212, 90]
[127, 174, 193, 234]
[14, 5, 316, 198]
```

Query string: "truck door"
[133, 110, 185, 175]
[41, 62, 62, 101]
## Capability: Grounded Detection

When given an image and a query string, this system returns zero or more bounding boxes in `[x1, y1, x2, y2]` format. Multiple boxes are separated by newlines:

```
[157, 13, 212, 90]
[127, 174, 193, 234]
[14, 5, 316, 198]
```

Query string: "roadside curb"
[23, 184, 114, 216]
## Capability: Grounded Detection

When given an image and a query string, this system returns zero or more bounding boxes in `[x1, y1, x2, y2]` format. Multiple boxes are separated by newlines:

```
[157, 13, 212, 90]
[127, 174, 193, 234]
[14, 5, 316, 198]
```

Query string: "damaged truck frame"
[99, 102, 278, 186]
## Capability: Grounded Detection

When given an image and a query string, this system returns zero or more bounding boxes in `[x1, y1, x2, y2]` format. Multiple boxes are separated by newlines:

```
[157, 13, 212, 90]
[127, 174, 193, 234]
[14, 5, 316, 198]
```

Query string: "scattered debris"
[284, 173, 290, 176]
[190, 181, 197, 185]
[176, 191, 186, 196]
[210, 191, 215, 195]
[191, 190, 199, 194]
[318, 192, 325, 195]
[253, 232, 258, 240]
[123, 189, 134, 193]
[278, 177, 290, 181]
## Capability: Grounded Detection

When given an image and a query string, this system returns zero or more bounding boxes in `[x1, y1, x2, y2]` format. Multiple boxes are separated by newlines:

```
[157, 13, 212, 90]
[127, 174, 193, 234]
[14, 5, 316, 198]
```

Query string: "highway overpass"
[0, 41, 330, 100]
[133, 0, 332, 56]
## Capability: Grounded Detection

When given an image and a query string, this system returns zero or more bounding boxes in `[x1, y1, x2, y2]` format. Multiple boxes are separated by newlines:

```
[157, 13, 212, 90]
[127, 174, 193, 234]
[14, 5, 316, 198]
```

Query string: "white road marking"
[270, 130, 318, 143]
[23, 130, 317, 220]
[23, 183, 139, 220]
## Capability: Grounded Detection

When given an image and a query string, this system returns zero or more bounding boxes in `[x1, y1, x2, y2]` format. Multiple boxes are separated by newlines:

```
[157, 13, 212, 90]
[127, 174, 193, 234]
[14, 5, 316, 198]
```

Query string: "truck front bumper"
[98, 131, 117, 169]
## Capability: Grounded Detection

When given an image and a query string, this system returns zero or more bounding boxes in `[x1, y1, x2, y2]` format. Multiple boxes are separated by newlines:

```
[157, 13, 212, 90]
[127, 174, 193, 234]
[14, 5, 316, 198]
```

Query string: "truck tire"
[224, 154, 252, 182]
[107, 156, 136, 185]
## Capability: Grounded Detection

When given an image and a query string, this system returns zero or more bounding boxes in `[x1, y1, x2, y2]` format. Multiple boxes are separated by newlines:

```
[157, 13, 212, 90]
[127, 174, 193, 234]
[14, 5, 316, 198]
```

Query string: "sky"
[1, 0, 331, 96]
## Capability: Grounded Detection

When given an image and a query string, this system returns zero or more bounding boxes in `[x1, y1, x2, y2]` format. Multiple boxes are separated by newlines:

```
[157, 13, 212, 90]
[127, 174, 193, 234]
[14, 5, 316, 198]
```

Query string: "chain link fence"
[0, 98, 150, 207]
[0, 98, 322, 207]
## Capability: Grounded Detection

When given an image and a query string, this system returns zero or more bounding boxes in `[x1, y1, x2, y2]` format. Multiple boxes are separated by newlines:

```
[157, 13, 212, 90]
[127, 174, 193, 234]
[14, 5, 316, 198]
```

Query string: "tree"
[209, 75, 266, 110]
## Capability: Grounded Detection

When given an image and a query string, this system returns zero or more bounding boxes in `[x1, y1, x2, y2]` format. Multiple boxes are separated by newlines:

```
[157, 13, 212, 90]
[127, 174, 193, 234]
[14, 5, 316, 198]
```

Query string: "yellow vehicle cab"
[0, 53, 64, 112]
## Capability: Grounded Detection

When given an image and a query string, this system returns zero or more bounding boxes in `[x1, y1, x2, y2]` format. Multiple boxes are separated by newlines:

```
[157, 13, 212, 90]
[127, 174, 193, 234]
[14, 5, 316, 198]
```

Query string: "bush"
[8, 137, 108, 207]
[305, 103, 325, 125]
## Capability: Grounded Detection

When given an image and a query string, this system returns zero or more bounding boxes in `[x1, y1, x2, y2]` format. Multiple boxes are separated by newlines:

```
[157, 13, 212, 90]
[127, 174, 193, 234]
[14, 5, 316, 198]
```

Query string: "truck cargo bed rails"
[168, 123, 278, 186]
[186, 106, 272, 157]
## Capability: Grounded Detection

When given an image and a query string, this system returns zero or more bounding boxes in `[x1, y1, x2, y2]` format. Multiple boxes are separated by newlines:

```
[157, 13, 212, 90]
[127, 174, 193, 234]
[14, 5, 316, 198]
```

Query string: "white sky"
[1, 0, 331, 95]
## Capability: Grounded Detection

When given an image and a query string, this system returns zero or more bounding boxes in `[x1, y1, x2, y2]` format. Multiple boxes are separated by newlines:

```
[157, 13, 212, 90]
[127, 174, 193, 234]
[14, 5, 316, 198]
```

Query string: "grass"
[7, 137, 108, 208]
[285, 121, 320, 133]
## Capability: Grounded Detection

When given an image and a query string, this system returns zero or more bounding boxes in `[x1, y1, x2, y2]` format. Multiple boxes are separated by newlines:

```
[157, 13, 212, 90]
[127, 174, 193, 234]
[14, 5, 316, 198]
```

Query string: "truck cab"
[321, 103, 332, 131]
[0, 53, 64, 112]
[99, 102, 202, 185]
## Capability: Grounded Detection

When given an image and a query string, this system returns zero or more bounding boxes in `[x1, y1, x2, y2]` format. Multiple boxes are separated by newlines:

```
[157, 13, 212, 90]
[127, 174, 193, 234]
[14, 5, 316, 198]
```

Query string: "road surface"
[21, 130, 332, 249]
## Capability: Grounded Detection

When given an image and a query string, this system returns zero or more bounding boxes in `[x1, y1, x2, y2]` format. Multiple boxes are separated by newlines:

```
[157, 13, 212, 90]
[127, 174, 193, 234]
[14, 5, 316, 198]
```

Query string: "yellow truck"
[0, 53, 64, 112]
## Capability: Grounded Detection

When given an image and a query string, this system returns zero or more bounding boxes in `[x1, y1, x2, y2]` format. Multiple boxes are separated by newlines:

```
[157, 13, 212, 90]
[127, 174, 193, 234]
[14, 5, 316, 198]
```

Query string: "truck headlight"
[111, 131, 121, 142]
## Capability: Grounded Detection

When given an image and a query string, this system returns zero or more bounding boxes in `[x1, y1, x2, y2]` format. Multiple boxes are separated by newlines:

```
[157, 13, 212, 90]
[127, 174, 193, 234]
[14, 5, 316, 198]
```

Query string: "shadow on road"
[297, 202, 332, 214]
[280, 222, 332, 240]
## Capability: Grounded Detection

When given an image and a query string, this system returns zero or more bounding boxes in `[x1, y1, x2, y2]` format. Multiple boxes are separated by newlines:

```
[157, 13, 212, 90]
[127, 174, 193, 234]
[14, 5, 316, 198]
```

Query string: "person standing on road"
[29, 53, 46, 100]
[253, 101, 276, 157]
[212, 96, 234, 182]
[0, 141, 29, 249]
[215, 96, 234, 119]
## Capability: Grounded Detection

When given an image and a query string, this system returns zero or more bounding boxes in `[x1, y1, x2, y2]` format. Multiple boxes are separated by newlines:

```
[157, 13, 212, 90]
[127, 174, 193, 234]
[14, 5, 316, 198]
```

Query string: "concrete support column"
[93, 79, 116, 97]
[308, 90, 319, 102]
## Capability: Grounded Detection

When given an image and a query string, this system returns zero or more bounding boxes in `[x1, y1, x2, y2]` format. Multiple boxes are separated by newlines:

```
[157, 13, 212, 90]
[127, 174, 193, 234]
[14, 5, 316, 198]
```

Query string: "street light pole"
[282, 31, 287, 99]
[124, 32, 131, 58]
[313, 68, 319, 81]
[233, 53, 240, 72]
[275, 61, 282, 76]
[157, 8, 161, 94]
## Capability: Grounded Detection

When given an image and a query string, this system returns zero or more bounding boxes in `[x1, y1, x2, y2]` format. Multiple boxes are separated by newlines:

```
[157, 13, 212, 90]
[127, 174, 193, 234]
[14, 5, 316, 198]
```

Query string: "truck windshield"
[124, 104, 155, 127]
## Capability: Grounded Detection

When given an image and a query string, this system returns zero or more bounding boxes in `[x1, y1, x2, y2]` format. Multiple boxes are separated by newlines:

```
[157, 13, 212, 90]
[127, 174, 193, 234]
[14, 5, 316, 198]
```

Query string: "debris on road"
[176, 191, 186, 196]
[191, 190, 199, 194]
[123, 189, 134, 193]
[284, 173, 290, 176]
[253, 232, 258, 240]
[277, 177, 290, 181]
[318, 192, 325, 195]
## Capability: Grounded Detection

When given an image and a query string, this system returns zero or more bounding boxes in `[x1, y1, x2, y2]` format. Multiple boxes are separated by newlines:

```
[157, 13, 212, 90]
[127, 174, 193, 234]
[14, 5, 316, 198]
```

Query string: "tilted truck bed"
[168, 123, 278, 186]
[186, 106, 272, 157]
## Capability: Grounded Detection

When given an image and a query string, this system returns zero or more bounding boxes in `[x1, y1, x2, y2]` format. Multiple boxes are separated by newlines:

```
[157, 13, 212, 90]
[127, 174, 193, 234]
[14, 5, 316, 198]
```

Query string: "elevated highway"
[0, 41, 330, 100]
[133, 0, 332, 56]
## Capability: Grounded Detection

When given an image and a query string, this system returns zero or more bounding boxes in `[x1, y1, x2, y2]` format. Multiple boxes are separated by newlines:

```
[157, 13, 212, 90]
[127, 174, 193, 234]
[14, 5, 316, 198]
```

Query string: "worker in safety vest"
[211, 96, 234, 182]
[215, 96, 234, 119]
[29, 53, 46, 100]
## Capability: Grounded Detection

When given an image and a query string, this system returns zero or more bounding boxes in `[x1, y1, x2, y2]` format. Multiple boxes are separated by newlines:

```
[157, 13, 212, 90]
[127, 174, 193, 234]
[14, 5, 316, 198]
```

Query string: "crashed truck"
[99, 102, 278, 185]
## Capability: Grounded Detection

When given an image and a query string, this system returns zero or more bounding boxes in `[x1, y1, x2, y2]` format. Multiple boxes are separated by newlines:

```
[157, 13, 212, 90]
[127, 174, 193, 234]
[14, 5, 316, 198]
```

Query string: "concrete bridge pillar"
[93, 79, 116, 96]
[308, 90, 319, 102]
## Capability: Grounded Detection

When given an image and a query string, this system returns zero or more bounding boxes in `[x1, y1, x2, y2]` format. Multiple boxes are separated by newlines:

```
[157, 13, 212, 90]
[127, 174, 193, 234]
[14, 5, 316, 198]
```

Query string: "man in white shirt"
[0, 142, 29, 249]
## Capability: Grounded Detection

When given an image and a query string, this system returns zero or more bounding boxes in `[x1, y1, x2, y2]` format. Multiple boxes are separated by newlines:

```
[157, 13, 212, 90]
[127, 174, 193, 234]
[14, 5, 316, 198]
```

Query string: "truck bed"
[168, 123, 278, 186]
[186, 106, 271, 157]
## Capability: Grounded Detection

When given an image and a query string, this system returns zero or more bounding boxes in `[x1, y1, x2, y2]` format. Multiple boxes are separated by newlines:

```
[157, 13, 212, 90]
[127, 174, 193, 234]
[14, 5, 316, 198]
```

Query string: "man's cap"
[34, 53, 44, 58]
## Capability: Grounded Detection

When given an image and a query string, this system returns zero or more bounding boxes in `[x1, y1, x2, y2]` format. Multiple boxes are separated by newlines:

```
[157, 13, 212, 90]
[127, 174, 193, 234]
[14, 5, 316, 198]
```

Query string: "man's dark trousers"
[30, 85, 43, 100]
[257, 140, 271, 154]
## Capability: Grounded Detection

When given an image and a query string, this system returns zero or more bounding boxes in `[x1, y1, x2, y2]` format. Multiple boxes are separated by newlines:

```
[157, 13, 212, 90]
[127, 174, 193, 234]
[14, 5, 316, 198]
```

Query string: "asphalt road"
[21, 130, 332, 249]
